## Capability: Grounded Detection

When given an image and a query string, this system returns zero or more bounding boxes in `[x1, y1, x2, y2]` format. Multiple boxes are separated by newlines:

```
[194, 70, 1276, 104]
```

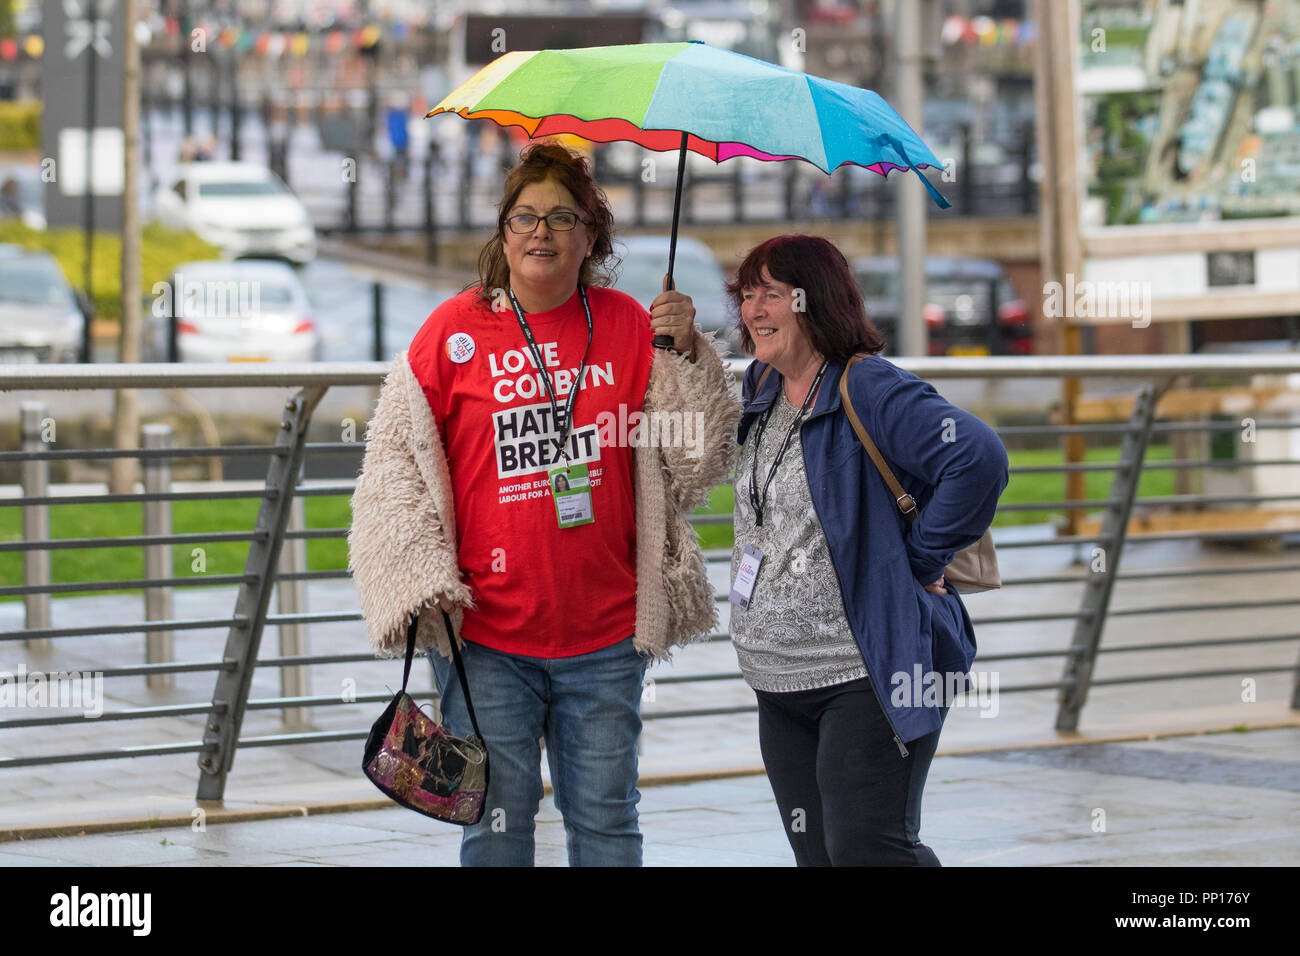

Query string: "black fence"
[138, 84, 1038, 254]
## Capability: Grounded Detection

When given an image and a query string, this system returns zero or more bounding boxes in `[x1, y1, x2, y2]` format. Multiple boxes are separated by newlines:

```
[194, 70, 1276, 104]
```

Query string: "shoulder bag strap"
[838, 353, 919, 523]
[400, 610, 485, 741]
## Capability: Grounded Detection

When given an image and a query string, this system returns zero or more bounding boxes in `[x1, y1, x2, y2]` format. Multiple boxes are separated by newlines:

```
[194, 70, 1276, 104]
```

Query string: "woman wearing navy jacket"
[728, 235, 1008, 866]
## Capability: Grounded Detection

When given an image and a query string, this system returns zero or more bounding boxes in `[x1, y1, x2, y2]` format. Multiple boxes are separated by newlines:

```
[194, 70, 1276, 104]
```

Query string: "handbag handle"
[401, 608, 485, 743]
[837, 353, 919, 524]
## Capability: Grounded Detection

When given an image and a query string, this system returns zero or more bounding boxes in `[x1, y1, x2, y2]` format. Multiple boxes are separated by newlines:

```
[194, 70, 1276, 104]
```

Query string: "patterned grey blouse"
[730, 389, 869, 693]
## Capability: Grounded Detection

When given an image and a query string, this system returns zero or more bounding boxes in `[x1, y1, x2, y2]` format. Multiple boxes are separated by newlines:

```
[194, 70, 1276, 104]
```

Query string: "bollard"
[276, 492, 310, 728]
[142, 424, 174, 691]
[20, 402, 51, 653]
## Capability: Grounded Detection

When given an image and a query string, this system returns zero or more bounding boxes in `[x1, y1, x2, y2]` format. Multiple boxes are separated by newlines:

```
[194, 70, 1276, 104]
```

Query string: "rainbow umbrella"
[429, 42, 950, 342]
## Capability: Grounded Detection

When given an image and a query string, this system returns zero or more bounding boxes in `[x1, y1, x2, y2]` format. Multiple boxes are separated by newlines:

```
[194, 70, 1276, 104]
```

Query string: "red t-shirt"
[407, 286, 654, 658]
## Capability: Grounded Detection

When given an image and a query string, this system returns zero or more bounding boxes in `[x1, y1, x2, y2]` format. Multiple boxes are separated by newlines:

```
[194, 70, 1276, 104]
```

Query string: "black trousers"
[755, 677, 945, 867]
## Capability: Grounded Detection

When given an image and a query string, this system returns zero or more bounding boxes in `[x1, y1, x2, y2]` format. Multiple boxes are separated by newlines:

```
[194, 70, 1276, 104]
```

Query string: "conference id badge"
[730, 545, 764, 609]
[549, 462, 595, 529]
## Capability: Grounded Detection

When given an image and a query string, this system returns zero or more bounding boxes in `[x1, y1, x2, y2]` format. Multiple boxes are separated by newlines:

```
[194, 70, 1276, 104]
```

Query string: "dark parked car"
[851, 256, 1033, 356]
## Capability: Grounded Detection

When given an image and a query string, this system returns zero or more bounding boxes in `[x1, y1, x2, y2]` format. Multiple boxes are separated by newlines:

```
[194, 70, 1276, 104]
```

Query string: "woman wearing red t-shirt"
[350, 143, 739, 866]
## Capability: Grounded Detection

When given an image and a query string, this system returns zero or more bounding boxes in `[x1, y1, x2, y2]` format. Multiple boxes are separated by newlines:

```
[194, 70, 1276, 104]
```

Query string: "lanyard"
[748, 361, 828, 527]
[506, 285, 594, 463]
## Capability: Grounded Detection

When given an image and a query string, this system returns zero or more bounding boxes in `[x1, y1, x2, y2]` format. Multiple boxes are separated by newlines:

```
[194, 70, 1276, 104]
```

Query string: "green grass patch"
[694, 484, 735, 552]
[0, 495, 352, 598]
[0, 445, 1176, 598]
[993, 443, 1174, 527]
[689, 444, 1178, 550]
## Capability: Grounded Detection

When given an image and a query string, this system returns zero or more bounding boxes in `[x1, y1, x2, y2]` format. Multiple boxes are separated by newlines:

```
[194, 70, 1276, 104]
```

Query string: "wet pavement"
[0, 727, 1295, 867]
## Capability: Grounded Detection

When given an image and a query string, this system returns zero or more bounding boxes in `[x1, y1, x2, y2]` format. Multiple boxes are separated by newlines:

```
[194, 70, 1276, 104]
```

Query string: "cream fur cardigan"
[348, 328, 740, 662]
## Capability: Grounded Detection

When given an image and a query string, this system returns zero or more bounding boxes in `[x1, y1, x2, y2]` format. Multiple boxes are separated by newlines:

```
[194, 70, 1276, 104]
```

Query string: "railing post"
[1019, 121, 1035, 213]
[961, 122, 975, 214]
[1056, 383, 1159, 731]
[346, 160, 359, 233]
[683, 156, 694, 225]
[20, 402, 50, 653]
[142, 423, 174, 690]
[229, 66, 242, 162]
[371, 281, 384, 362]
[196, 386, 327, 802]
[634, 166, 646, 226]
[424, 147, 438, 265]
[384, 158, 397, 233]
[459, 137, 473, 229]
[276, 487, 310, 729]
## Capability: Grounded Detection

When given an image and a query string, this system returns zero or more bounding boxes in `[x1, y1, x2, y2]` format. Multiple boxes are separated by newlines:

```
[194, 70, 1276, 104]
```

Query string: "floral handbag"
[362, 610, 489, 825]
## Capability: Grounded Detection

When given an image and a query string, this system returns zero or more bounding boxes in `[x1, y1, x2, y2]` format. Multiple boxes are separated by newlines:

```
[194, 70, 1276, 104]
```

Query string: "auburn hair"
[472, 141, 619, 306]
[726, 234, 885, 362]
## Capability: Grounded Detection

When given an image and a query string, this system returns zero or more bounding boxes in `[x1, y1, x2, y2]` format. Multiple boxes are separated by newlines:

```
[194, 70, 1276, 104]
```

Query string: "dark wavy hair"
[725, 235, 885, 363]
[472, 141, 619, 306]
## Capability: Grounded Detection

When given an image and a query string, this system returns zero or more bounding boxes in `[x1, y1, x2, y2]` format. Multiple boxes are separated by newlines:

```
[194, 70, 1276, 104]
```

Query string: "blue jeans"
[429, 635, 648, 867]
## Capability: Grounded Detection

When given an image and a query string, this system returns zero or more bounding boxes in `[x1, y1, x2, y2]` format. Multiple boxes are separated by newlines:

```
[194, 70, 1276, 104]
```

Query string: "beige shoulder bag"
[838, 354, 1000, 592]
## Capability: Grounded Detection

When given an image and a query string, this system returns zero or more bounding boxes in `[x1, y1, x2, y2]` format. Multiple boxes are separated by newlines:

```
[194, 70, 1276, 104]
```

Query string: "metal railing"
[2, 355, 1299, 802]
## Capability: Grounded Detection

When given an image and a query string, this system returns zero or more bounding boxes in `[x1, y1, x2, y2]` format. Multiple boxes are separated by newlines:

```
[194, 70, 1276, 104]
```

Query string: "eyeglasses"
[504, 211, 590, 234]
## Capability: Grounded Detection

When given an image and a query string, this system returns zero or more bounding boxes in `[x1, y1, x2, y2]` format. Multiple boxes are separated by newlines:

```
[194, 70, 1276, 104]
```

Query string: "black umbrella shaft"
[667, 130, 688, 289]
[654, 130, 690, 350]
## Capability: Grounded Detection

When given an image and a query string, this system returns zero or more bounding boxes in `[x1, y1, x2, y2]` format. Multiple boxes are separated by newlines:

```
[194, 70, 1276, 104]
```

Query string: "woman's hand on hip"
[923, 575, 947, 595]
[649, 274, 697, 359]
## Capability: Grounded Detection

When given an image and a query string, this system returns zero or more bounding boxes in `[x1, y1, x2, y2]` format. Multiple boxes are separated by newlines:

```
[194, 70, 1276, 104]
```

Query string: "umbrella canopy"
[428, 41, 951, 208]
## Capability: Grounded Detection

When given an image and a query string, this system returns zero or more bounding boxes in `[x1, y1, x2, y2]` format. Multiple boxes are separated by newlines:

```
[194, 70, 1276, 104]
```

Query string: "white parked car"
[0, 246, 88, 363]
[612, 235, 739, 354]
[153, 259, 320, 363]
[152, 162, 317, 265]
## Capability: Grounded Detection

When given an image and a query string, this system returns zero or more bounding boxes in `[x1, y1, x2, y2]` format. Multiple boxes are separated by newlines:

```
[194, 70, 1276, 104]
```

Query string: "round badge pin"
[446, 332, 476, 364]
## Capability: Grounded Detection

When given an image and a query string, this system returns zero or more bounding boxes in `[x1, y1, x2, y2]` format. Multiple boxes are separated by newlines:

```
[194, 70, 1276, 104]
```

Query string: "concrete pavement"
[0, 727, 1295, 866]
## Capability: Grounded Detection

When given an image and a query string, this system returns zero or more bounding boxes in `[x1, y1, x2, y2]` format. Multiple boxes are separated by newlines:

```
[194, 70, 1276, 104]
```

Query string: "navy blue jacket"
[738, 355, 1009, 749]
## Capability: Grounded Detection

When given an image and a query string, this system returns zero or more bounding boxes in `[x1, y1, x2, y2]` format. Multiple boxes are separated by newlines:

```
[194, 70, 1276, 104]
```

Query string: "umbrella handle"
[653, 131, 690, 351]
